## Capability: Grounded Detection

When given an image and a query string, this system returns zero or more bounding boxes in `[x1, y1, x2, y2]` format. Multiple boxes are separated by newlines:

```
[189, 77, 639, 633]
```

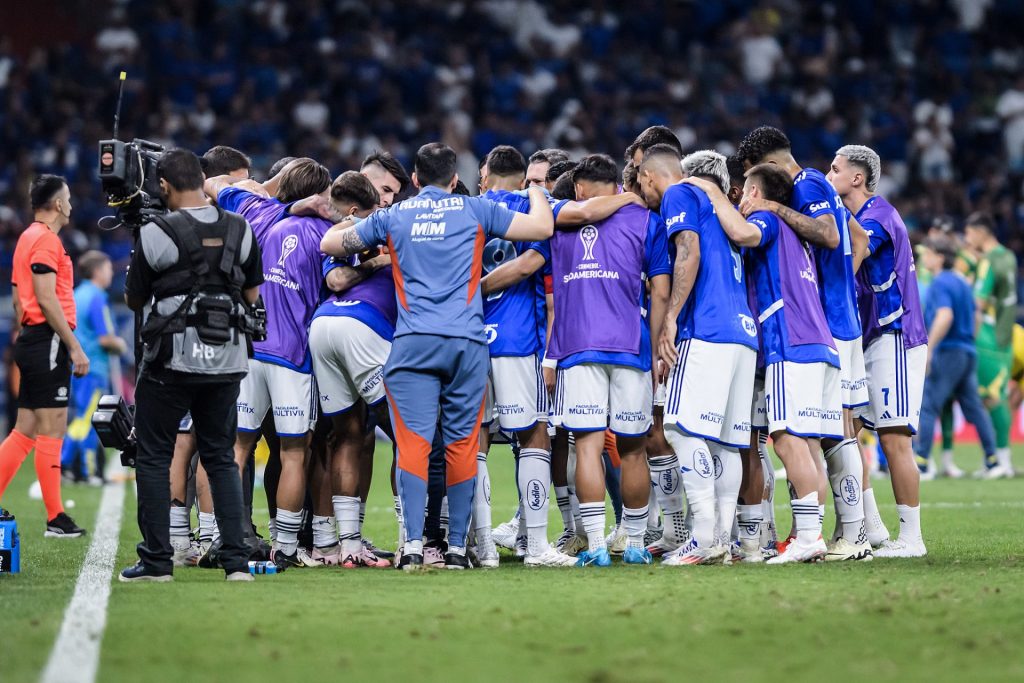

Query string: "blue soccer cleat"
[575, 547, 612, 567]
[622, 546, 653, 565]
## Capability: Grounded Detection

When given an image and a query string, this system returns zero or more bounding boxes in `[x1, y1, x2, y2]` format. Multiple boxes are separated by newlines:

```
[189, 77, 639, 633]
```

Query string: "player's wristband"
[541, 356, 557, 369]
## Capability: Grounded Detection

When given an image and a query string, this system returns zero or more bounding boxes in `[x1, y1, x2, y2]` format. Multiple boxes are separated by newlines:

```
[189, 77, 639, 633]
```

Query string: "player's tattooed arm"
[554, 192, 645, 230]
[659, 231, 700, 368]
[849, 214, 870, 273]
[742, 198, 839, 249]
[481, 250, 546, 295]
[321, 226, 369, 258]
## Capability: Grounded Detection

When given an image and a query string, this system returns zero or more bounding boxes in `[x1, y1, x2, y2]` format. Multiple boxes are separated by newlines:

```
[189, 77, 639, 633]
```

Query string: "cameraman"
[120, 149, 263, 583]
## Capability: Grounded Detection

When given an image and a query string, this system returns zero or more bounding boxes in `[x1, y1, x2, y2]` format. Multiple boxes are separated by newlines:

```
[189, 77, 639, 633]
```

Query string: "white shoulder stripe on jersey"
[878, 305, 904, 327]
[758, 299, 784, 324]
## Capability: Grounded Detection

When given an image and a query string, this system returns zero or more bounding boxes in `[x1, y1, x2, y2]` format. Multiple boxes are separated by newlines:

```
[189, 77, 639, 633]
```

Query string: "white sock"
[312, 514, 338, 549]
[649, 454, 686, 542]
[825, 439, 866, 543]
[554, 485, 574, 532]
[664, 427, 715, 548]
[518, 448, 552, 556]
[941, 449, 957, 471]
[791, 492, 821, 544]
[997, 447, 1013, 470]
[567, 435, 584, 534]
[170, 504, 190, 543]
[621, 505, 649, 549]
[198, 511, 219, 544]
[737, 504, 763, 545]
[863, 486, 889, 543]
[440, 496, 449, 535]
[334, 495, 361, 555]
[394, 495, 405, 548]
[579, 501, 606, 552]
[274, 508, 302, 554]
[647, 482, 661, 530]
[896, 503, 922, 543]
[758, 433, 776, 545]
[359, 501, 366, 530]
[267, 517, 277, 544]
[712, 445, 741, 547]
[473, 452, 492, 538]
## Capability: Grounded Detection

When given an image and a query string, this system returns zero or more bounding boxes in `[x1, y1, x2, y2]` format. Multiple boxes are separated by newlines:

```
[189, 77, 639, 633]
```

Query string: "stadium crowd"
[2, 0, 1024, 289]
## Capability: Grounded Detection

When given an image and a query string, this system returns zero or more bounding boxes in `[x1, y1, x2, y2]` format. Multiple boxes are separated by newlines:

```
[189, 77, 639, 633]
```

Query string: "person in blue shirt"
[322, 142, 553, 570]
[915, 238, 997, 475]
[61, 251, 127, 483]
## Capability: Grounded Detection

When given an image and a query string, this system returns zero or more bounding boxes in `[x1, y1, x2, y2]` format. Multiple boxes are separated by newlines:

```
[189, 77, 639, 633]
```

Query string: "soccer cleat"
[524, 547, 577, 567]
[554, 528, 576, 553]
[198, 539, 223, 569]
[775, 533, 796, 555]
[119, 562, 173, 583]
[444, 552, 471, 570]
[513, 535, 528, 559]
[341, 546, 391, 568]
[474, 540, 500, 568]
[643, 527, 663, 546]
[765, 536, 827, 564]
[45, 512, 86, 538]
[424, 544, 446, 567]
[825, 537, 874, 562]
[295, 547, 320, 567]
[761, 540, 779, 560]
[271, 549, 304, 571]
[312, 544, 342, 566]
[622, 546, 653, 565]
[362, 537, 394, 560]
[646, 536, 682, 557]
[575, 547, 613, 567]
[942, 461, 965, 479]
[661, 539, 727, 566]
[563, 534, 588, 557]
[171, 539, 202, 567]
[225, 571, 254, 582]
[399, 552, 425, 571]
[738, 538, 764, 563]
[605, 525, 628, 555]
[872, 538, 927, 558]
[976, 464, 1015, 480]
[492, 518, 519, 549]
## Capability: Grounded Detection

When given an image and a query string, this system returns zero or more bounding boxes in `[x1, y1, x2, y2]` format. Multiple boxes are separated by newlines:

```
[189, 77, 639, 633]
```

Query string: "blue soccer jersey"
[792, 168, 861, 342]
[662, 183, 758, 350]
[355, 186, 516, 342]
[73, 280, 116, 379]
[481, 189, 548, 357]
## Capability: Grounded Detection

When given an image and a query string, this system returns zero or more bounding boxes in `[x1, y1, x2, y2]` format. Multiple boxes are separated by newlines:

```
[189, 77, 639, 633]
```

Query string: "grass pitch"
[4, 443, 1024, 683]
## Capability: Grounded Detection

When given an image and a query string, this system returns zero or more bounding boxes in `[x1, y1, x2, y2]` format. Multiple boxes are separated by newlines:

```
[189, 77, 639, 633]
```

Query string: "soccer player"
[308, 174, 392, 568]
[914, 239, 997, 473]
[626, 125, 684, 166]
[828, 144, 928, 557]
[964, 212, 1018, 478]
[639, 147, 758, 564]
[548, 154, 670, 567]
[323, 142, 553, 571]
[201, 145, 252, 180]
[472, 145, 575, 567]
[60, 251, 126, 484]
[702, 163, 843, 563]
[526, 148, 570, 189]
[360, 150, 412, 208]
[0, 175, 89, 537]
[738, 127, 871, 562]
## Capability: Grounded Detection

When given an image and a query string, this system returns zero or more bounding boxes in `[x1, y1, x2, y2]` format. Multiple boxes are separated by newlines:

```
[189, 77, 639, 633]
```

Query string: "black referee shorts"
[14, 323, 72, 410]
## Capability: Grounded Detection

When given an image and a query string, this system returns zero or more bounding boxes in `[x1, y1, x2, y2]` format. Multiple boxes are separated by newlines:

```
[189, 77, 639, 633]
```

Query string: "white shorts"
[309, 316, 390, 416]
[751, 374, 767, 431]
[484, 354, 548, 431]
[552, 363, 652, 437]
[663, 339, 757, 448]
[857, 332, 927, 433]
[237, 359, 316, 436]
[764, 360, 843, 440]
[835, 336, 869, 409]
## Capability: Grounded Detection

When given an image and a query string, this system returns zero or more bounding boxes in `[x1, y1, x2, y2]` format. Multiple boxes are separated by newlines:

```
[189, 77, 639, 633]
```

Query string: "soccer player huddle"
[179, 122, 927, 572]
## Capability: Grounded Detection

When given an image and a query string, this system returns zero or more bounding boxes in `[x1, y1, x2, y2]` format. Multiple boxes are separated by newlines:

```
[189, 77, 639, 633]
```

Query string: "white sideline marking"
[40, 471, 126, 683]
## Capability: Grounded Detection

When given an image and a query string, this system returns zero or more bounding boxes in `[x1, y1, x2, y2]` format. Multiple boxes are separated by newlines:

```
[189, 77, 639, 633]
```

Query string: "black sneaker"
[444, 552, 471, 570]
[198, 539, 223, 569]
[119, 562, 173, 583]
[45, 512, 86, 538]
[398, 552, 424, 571]
[363, 537, 394, 560]
[271, 549, 302, 571]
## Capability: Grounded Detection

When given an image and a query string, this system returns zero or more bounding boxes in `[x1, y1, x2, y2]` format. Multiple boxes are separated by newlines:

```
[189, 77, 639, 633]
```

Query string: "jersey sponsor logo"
[273, 404, 306, 418]
[278, 234, 299, 266]
[795, 407, 842, 421]
[740, 314, 757, 337]
[411, 221, 446, 239]
[360, 369, 384, 395]
[567, 403, 603, 416]
[809, 201, 830, 214]
[665, 213, 686, 228]
[579, 225, 599, 261]
[840, 475, 860, 505]
[563, 267, 620, 284]
[495, 402, 526, 415]
[699, 410, 724, 425]
[237, 402, 255, 414]
[613, 410, 647, 423]
[404, 196, 465, 211]
[526, 479, 548, 510]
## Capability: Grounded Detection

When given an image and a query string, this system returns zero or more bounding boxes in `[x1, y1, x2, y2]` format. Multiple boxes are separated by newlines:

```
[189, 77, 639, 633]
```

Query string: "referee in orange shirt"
[0, 174, 89, 537]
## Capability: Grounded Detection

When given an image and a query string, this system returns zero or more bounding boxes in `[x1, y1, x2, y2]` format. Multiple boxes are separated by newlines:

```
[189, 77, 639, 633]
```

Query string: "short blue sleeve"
[929, 278, 954, 311]
[861, 217, 890, 255]
[473, 196, 516, 238]
[749, 211, 778, 249]
[662, 185, 701, 239]
[217, 186, 250, 214]
[355, 209, 388, 247]
[792, 176, 833, 219]
[526, 239, 551, 264]
[644, 214, 671, 278]
[89, 294, 112, 336]
[322, 254, 353, 278]
[551, 199, 569, 221]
